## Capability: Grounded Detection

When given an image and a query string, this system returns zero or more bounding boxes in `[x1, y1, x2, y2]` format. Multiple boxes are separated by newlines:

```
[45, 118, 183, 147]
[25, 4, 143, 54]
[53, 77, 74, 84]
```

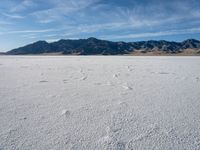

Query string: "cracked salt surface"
[0, 56, 200, 150]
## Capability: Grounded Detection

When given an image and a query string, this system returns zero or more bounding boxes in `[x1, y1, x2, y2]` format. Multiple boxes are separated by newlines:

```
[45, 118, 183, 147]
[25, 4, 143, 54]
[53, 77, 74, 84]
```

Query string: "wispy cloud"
[31, 0, 100, 24]
[21, 33, 60, 39]
[2, 13, 25, 19]
[0, 0, 200, 51]
[45, 38, 61, 42]
[0, 29, 58, 35]
[103, 27, 200, 40]
[10, 0, 35, 12]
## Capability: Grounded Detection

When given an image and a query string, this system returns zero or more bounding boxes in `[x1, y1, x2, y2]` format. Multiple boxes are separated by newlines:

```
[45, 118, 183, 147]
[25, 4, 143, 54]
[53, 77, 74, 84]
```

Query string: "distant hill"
[6, 38, 200, 55]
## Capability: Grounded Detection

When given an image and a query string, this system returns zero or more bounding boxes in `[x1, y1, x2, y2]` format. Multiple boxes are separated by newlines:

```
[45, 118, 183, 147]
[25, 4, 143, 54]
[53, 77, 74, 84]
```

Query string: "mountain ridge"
[6, 38, 200, 55]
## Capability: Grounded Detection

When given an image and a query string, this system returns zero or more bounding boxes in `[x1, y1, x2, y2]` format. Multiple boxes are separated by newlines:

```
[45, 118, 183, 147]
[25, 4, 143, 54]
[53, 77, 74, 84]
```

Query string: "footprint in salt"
[158, 72, 170, 75]
[128, 68, 134, 72]
[126, 65, 134, 72]
[81, 76, 87, 81]
[79, 68, 83, 73]
[122, 85, 132, 90]
[63, 79, 68, 83]
[113, 74, 119, 78]
[118, 101, 128, 106]
[120, 92, 128, 96]
[61, 109, 70, 116]
[113, 74, 117, 78]
[39, 80, 48, 83]
[115, 142, 126, 150]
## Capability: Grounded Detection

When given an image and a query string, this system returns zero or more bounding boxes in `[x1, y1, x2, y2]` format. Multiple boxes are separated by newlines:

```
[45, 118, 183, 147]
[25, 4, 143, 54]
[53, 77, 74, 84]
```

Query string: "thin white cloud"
[31, 0, 100, 23]
[103, 27, 200, 39]
[2, 13, 25, 19]
[46, 37, 79, 42]
[45, 39, 60, 42]
[0, 29, 58, 35]
[22, 33, 59, 39]
[10, 0, 35, 12]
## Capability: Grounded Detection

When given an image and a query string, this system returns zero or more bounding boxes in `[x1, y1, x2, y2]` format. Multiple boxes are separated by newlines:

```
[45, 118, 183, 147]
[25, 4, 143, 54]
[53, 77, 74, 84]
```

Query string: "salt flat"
[0, 56, 200, 150]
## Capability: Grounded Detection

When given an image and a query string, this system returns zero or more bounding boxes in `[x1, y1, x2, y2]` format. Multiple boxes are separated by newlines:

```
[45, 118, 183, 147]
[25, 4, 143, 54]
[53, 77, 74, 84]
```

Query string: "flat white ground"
[0, 56, 200, 150]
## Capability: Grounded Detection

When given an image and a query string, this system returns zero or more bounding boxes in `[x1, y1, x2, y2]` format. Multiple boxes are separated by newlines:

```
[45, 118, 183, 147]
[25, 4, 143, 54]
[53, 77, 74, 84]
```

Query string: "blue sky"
[0, 0, 200, 51]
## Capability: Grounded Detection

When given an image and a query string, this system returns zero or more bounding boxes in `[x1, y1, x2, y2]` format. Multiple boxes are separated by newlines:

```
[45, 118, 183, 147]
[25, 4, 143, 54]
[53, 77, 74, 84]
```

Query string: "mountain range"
[5, 38, 200, 55]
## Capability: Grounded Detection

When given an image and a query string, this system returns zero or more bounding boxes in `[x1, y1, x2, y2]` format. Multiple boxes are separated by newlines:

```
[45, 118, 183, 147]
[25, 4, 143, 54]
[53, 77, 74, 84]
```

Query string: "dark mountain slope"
[8, 41, 51, 55]
[6, 38, 200, 55]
